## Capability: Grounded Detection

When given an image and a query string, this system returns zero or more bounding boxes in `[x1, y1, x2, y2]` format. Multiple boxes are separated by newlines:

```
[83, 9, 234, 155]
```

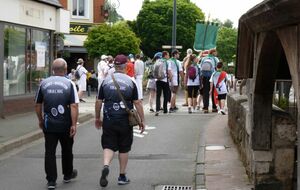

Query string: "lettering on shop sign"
[70, 23, 94, 34]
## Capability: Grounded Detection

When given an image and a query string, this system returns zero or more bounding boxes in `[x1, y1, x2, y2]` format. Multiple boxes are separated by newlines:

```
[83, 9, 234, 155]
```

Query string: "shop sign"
[70, 23, 93, 34]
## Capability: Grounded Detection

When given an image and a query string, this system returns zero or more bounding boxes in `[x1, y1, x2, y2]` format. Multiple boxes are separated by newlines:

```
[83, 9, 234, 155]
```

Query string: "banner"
[193, 21, 219, 51]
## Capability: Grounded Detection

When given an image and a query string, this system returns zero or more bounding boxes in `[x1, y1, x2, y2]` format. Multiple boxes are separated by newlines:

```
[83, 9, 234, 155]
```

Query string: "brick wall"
[59, 0, 68, 9]
[94, 0, 105, 23]
[4, 96, 35, 116]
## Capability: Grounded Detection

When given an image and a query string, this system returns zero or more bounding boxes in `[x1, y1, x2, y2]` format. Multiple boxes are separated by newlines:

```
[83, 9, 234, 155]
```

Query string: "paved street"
[0, 94, 214, 190]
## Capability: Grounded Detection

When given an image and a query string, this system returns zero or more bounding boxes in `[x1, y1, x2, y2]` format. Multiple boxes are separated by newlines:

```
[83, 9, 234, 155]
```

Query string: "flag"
[193, 21, 219, 51]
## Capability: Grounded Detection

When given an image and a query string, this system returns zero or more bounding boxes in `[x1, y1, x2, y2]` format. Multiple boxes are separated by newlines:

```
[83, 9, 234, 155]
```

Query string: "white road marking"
[145, 126, 156, 130]
[133, 133, 144, 138]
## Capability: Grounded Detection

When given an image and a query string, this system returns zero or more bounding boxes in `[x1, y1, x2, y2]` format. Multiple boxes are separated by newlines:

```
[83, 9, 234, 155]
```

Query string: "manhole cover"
[157, 185, 193, 190]
[205, 145, 226, 151]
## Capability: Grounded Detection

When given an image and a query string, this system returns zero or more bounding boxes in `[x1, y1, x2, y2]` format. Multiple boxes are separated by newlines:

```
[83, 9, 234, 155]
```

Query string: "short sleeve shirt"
[187, 64, 201, 86]
[209, 71, 230, 94]
[157, 59, 172, 83]
[35, 76, 79, 133]
[98, 72, 138, 120]
[169, 58, 183, 86]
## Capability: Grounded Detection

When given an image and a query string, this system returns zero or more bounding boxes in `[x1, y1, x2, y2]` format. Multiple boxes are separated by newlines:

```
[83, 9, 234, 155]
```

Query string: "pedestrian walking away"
[182, 48, 193, 107]
[95, 54, 145, 188]
[200, 49, 220, 113]
[35, 58, 79, 190]
[134, 54, 145, 100]
[169, 49, 184, 112]
[209, 61, 230, 115]
[76, 58, 88, 103]
[185, 54, 201, 113]
[97, 54, 108, 89]
[145, 54, 159, 113]
[153, 51, 172, 115]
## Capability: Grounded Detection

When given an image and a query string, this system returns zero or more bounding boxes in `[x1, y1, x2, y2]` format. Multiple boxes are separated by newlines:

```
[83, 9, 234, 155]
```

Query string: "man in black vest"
[35, 58, 79, 190]
[95, 54, 145, 187]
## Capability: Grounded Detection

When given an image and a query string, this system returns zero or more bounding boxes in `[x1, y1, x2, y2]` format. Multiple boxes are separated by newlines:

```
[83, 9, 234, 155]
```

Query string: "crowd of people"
[70, 47, 230, 116]
[144, 48, 231, 115]
[34, 48, 231, 189]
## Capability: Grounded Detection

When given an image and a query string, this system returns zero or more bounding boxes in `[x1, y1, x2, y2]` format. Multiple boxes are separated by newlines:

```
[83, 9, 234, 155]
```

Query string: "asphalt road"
[0, 111, 214, 190]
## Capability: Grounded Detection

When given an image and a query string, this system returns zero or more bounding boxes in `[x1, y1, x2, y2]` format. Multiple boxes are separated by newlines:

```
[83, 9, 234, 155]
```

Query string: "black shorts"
[101, 118, 133, 153]
[187, 85, 199, 98]
[218, 93, 227, 100]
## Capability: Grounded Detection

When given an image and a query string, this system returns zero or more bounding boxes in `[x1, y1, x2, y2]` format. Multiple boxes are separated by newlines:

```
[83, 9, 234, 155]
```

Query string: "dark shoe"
[163, 111, 168, 114]
[149, 108, 155, 113]
[212, 109, 218, 113]
[79, 99, 86, 103]
[100, 166, 109, 187]
[47, 181, 56, 190]
[118, 175, 130, 185]
[174, 106, 179, 110]
[196, 106, 200, 110]
[182, 103, 188, 107]
[169, 108, 175, 113]
[188, 107, 192, 114]
[63, 169, 77, 183]
[203, 109, 209, 114]
[155, 112, 159, 116]
[221, 110, 226, 115]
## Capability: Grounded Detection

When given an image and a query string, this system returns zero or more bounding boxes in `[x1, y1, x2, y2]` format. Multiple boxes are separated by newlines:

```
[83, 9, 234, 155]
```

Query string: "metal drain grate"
[162, 185, 193, 190]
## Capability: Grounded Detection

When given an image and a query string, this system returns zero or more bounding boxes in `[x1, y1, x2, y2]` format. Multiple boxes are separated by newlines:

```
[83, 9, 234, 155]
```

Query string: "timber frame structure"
[231, 0, 300, 189]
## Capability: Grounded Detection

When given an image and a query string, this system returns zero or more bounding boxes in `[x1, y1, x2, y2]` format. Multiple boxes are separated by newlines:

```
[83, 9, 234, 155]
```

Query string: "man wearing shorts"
[169, 49, 183, 113]
[95, 54, 145, 187]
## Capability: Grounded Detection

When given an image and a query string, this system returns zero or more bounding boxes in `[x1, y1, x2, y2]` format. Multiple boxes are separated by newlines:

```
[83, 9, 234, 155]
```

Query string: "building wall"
[0, 0, 69, 117]
[0, 0, 57, 30]
[94, 0, 105, 23]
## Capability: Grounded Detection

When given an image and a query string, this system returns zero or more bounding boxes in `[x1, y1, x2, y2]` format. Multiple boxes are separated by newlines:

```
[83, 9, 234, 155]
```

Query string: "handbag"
[111, 74, 141, 127]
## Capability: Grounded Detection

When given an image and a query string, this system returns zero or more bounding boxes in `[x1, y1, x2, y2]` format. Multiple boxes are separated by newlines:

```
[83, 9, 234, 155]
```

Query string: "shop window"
[3, 25, 50, 96]
[27, 29, 50, 93]
[3, 26, 26, 96]
[72, 0, 88, 18]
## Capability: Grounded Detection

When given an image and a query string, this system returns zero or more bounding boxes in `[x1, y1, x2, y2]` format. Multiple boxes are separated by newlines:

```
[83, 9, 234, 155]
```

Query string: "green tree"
[133, 0, 204, 58]
[223, 19, 234, 28]
[84, 22, 141, 58]
[216, 27, 237, 73]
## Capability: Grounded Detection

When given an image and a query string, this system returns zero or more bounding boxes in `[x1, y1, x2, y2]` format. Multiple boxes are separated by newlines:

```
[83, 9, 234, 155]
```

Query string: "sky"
[116, 0, 265, 27]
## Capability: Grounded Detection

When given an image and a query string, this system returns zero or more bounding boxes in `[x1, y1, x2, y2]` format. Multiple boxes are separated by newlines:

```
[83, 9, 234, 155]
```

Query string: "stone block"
[196, 163, 205, 175]
[255, 162, 270, 174]
[274, 149, 294, 180]
[253, 151, 273, 162]
[275, 124, 296, 142]
[196, 174, 205, 186]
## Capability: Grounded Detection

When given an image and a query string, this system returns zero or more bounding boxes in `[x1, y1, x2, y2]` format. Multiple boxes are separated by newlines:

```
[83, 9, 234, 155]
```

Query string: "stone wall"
[227, 93, 296, 190]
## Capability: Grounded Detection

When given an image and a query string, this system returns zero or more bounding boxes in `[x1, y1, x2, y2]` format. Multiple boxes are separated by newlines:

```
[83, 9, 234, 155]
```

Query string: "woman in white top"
[184, 54, 201, 113]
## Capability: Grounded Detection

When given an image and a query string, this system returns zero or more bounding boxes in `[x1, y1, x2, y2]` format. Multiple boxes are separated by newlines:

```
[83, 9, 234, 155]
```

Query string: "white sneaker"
[220, 110, 226, 115]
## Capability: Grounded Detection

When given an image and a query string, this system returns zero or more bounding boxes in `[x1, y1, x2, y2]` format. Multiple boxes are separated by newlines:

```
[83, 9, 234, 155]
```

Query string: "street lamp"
[172, 0, 177, 52]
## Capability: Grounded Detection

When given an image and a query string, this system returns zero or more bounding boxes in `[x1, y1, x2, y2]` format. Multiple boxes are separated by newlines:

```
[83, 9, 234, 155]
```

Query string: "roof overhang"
[33, 0, 62, 8]
[236, 0, 300, 78]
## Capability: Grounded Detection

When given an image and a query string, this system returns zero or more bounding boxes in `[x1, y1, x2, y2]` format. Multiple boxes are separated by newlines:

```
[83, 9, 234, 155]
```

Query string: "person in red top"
[126, 54, 135, 78]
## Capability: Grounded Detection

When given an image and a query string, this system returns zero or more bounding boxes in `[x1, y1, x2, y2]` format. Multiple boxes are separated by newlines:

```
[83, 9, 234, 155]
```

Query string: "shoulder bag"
[111, 74, 141, 127]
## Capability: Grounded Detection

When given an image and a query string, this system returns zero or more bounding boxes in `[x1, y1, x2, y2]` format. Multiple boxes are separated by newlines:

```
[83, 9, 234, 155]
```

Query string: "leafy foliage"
[216, 27, 237, 65]
[132, 0, 204, 58]
[84, 22, 141, 58]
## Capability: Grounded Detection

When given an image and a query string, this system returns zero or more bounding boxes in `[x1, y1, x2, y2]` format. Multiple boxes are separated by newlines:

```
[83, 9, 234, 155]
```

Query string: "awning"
[64, 35, 87, 47]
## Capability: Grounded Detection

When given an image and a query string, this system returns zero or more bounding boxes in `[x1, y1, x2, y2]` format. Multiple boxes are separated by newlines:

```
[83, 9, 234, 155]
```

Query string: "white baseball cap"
[101, 55, 108, 60]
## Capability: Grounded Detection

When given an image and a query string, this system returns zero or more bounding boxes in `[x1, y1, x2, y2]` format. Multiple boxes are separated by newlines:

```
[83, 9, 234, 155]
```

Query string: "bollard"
[87, 85, 91, 96]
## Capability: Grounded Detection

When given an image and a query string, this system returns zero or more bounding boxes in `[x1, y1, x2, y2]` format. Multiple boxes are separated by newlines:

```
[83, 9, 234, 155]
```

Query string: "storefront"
[0, 0, 69, 117]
